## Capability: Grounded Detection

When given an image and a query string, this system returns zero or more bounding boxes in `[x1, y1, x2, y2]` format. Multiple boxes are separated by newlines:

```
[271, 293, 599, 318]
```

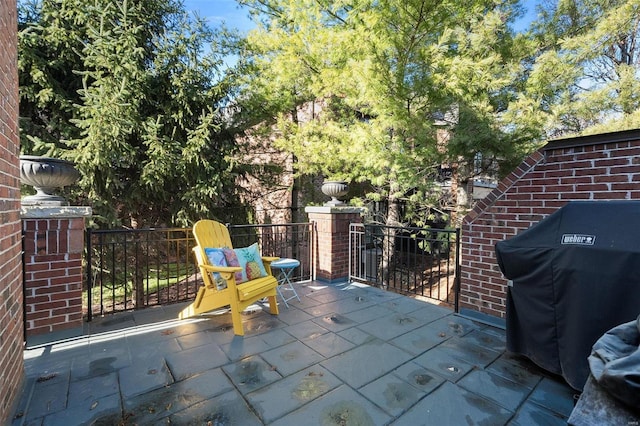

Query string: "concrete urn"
[321, 180, 349, 206]
[20, 155, 80, 206]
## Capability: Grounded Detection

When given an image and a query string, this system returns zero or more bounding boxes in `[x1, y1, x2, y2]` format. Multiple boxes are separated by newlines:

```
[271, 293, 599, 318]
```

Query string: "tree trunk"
[379, 179, 402, 289]
[133, 232, 146, 309]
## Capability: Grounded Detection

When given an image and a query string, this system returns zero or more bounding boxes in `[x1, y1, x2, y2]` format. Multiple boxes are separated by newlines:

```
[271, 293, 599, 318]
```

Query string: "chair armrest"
[261, 256, 279, 276]
[199, 263, 242, 289]
[200, 264, 242, 281]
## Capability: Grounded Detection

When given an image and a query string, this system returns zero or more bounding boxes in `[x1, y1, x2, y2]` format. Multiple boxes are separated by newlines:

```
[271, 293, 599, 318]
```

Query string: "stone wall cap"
[21, 205, 92, 218]
[545, 128, 640, 151]
[305, 205, 365, 214]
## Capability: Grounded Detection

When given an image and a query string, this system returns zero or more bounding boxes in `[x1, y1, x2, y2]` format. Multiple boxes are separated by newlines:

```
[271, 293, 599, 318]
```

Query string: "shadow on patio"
[12, 281, 575, 425]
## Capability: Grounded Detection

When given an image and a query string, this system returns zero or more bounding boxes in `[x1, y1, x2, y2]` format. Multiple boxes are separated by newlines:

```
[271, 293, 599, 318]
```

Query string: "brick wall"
[0, 0, 24, 423]
[22, 217, 86, 337]
[306, 207, 363, 282]
[460, 129, 640, 321]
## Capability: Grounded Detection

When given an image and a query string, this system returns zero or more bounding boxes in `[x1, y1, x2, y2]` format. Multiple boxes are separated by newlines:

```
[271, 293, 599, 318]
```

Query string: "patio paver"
[11, 281, 578, 425]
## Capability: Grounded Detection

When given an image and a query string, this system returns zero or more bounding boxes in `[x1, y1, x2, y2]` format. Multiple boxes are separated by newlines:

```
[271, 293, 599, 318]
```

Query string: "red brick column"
[305, 206, 363, 283]
[0, 0, 23, 422]
[22, 206, 91, 343]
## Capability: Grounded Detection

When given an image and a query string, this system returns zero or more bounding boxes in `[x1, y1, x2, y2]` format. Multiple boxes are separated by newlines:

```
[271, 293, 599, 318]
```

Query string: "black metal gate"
[349, 223, 461, 310]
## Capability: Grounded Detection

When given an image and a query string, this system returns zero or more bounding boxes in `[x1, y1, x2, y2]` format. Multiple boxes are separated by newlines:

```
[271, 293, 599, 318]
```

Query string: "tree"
[237, 0, 537, 226]
[527, 0, 640, 136]
[18, 0, 243, 227]
[234, 0, 537, 286]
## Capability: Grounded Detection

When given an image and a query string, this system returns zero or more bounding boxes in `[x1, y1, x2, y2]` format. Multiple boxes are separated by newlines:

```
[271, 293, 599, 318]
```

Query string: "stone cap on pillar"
[305, 206, 365, 215]
[21, 205, 92, 219]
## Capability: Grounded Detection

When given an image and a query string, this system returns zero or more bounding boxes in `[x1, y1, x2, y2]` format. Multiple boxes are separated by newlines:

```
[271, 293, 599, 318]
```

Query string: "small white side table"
[270, 258, 301, 308]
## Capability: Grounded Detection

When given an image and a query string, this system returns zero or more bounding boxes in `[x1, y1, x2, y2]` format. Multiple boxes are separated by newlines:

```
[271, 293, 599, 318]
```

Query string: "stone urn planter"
[321, 180, 349, 206]
[20, 155, 80, 206]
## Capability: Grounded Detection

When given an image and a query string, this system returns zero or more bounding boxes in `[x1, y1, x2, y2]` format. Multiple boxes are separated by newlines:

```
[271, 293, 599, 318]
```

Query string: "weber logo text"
[561, 234, 595, 245]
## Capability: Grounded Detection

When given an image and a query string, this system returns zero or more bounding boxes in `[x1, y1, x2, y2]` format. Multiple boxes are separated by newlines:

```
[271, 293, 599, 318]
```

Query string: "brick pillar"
[0, 0, 23, 422]
[21, 206, 91, 345]
[305, 206, 364, 283]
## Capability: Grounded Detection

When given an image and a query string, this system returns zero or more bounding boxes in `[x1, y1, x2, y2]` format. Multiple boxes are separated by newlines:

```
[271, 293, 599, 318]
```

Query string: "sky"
[183, 0, 542, 33]
[183, 0, 254, 33]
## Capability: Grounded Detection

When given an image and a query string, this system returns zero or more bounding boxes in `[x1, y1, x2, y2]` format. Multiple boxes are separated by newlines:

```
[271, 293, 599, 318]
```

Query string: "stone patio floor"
[11, 281, 577, 425]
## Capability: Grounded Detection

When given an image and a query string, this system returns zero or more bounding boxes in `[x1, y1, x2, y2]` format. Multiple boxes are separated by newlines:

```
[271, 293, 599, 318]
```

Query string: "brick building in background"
[460, 129, 640, 324]
[0, 0, 25, 423]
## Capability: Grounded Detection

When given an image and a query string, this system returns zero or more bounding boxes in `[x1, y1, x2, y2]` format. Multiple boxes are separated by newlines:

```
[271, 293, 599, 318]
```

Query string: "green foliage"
[528, 0, 640, 136]
[21, 0, 637, 230]
[18, 0, 243, 227]
[238, 0, 539, 224]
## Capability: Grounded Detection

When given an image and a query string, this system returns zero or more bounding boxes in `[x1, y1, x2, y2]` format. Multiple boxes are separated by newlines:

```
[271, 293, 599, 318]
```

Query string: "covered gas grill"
[495, 201, 640, 390]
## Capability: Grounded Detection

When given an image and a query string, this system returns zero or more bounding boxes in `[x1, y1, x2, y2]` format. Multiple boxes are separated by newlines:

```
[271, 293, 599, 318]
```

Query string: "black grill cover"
[495, 201, 640, 390]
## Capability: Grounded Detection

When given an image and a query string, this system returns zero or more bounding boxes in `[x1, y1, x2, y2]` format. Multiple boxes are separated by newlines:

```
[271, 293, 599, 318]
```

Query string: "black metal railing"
[227, 223, 314, 284]
[86, 221, 455, 318]
[86, 228, 197, 320]
[86, 223, 314, 319]
[349, 223, 460, 310]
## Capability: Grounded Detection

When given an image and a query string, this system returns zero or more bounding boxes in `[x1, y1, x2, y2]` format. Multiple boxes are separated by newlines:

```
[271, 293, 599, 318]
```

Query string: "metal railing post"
[86, 227, 93, 322]
[21, 228, 27, 340]
[455, 227, 461, 313]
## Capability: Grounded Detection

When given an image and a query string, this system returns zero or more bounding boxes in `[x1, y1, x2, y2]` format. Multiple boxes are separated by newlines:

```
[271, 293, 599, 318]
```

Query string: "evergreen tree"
[18, 0, 242, 227]
[237, 0, 537, 225]
[528, 0, 640, 136]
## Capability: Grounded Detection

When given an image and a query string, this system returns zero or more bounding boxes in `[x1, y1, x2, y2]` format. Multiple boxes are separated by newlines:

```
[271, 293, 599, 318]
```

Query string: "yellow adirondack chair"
[179, 219, 279, 335]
